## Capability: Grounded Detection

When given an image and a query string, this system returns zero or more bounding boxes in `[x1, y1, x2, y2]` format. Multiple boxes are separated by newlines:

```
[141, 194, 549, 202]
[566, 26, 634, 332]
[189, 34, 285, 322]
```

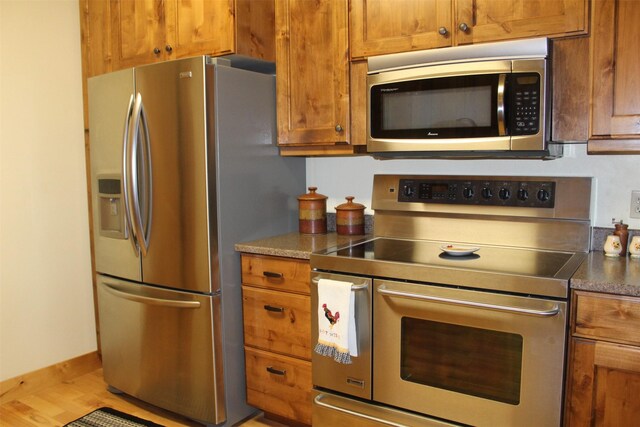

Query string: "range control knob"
[403, 185, 415, 198]
[537, 188, 551, 202]
[481, 187, 493, 199]
[517, 188, 529, 201]
[498, 188, 511, 200]
[462, 187, 474, 199]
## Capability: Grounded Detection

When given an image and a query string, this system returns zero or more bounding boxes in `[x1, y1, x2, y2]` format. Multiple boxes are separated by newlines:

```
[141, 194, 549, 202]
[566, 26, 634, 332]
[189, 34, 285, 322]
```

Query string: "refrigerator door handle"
[102, 282, 201, 309]
[126, 93, 152, 257]
[121, 94, 136, 250]
[138, 96, 153, 254]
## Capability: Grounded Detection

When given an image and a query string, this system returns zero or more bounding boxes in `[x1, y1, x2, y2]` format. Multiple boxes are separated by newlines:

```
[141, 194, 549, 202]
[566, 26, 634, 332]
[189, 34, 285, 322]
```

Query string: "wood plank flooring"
[0, 369, 286, 427]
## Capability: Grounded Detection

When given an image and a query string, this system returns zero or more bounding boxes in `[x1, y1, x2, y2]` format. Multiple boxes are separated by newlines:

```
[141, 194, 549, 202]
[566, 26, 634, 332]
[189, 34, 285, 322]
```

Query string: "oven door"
[373, 279, 567, 427]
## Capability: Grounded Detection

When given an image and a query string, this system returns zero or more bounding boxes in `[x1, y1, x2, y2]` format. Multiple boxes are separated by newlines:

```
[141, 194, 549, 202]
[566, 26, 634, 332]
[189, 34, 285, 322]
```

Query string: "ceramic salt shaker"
[629, 235, 640, 258]
[603, 235, 622, 257]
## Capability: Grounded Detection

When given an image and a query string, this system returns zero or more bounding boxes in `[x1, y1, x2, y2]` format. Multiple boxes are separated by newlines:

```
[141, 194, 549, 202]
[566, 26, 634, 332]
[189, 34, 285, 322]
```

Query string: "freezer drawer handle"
[314, 394, 405, 427]
[262, 271, 283, 279]
[377, 285, 560, 317]
[263, 304, 285, 313]
[103, 283, 201, 309]
[266, 366, 286, 376]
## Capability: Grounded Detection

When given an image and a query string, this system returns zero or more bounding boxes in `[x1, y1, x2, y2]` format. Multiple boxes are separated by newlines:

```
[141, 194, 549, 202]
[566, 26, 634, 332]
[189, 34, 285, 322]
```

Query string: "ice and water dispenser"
[97, 175, 126, 238]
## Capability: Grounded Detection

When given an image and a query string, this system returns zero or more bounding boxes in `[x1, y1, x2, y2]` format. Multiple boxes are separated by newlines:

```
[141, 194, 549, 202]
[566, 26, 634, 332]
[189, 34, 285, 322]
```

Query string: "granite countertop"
[235, 232, 372, 260]
[570, 251, 640, 297]
[237, 232, 640, 297]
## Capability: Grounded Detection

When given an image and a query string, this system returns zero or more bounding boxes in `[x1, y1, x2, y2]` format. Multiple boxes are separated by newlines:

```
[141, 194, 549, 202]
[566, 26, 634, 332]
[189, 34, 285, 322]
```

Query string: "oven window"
[400, 317, 523, 405]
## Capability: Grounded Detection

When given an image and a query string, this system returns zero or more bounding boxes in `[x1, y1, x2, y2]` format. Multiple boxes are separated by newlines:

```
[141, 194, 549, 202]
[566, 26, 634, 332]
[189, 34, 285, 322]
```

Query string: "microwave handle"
[497, 74, 507, 136]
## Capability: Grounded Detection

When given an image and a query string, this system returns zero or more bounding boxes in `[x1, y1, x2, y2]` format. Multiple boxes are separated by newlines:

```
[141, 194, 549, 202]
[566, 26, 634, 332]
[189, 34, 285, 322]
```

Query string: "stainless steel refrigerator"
[88, 56, 305, 425]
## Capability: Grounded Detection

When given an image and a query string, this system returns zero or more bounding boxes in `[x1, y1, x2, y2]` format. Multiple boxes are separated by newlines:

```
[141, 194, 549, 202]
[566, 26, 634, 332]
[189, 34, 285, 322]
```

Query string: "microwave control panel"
[398, 178, 555, 208]
[508, 73, 541, 136]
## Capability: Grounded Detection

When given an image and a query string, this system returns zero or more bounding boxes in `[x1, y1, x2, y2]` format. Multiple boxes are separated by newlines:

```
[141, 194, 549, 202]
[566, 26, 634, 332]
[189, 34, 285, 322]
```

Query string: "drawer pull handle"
[263, 304, 285, 313]
[266, 366, 286, 376]
[263, 271, 283, 279]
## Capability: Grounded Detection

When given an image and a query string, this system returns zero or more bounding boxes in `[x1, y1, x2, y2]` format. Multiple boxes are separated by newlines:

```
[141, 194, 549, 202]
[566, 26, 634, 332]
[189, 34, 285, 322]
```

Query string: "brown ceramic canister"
[614, 222, 629, 254]
[335, 196, 366, 235]
[297, 187, 327, 234]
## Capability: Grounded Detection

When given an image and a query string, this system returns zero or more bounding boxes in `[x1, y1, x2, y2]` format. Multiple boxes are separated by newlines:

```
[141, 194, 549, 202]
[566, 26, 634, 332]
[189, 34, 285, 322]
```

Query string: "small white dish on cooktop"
[440, 245, 480, 256]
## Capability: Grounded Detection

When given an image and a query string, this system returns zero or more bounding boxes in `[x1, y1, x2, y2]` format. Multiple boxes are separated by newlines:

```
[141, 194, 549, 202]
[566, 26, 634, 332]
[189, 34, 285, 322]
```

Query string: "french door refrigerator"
[88, 56, 305, 425]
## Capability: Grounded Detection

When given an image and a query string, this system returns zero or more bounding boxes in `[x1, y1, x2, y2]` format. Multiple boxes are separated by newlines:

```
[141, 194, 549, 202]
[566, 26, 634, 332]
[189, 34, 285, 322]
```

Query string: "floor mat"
[64, 407, 164, 427]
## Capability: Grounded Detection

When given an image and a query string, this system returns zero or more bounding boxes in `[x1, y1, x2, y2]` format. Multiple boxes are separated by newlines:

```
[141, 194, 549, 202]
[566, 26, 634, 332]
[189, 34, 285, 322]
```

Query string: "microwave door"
[88, 68, 142, 282]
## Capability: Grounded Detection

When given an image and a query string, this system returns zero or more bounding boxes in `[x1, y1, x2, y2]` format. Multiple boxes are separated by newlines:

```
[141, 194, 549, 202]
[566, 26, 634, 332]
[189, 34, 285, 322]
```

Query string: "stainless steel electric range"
[310, 175, 592, 427]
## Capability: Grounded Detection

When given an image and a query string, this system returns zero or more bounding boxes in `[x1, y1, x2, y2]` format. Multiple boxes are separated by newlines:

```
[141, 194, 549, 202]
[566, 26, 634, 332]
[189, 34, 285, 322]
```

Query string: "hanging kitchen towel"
[314, 278, 358, 364]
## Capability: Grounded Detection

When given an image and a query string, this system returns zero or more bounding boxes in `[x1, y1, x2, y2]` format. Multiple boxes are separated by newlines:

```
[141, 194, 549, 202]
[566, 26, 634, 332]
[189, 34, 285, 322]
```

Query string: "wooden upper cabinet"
[110, 0, 168, 69]
[589, 0, 640, 153]
[349, 0, 453, 59]
[81, 0, 274, 77]
[350, 0, 588, 59]
[110, 0, 235, 70]
[456, 0, 588, 45]
[168, 0, 235, 59]
[276, 0, 351, 148]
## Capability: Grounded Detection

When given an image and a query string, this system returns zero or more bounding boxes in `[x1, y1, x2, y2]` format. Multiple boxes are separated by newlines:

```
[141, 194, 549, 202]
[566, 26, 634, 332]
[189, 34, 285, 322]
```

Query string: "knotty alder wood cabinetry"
[241, 254, 312, 425]
[275, 0, 367, 156]
[79, 0, 275, 79]
[349, 0, 588, 59]
[565, 291, 640, 425]
[588, 0, 640, 153]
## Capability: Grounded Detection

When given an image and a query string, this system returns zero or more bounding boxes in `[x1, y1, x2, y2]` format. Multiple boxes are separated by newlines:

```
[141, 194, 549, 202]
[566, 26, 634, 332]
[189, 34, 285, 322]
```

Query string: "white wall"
[307, 144, 640, 229]
[0, 0, 96, 381]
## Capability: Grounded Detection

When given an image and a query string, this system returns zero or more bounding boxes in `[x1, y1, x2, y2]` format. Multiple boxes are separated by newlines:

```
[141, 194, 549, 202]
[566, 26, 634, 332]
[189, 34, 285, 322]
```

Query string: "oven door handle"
[377, 285, 560, 317]
[312, 277, 368, 290]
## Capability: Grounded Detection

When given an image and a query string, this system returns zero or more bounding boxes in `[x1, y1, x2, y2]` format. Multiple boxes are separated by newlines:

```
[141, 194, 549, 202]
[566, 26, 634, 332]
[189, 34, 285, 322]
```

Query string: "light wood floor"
[0, 368, 287, 427]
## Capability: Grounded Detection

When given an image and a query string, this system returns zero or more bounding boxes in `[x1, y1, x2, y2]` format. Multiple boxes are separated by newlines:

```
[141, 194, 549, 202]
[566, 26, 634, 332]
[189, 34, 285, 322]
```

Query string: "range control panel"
[398, 178, 556, 208]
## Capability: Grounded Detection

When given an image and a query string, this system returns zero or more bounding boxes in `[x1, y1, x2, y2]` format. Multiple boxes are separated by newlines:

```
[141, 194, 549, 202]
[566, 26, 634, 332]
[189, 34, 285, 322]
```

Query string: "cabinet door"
[167, 0, 235, 59]
[110, 0, 168, 69]
[566, 338, 640, 426]
[455, 0, 587, 45]
[589, 0, 640, 153]
[275, 0, 350, 146]
[350, 0, 452, 59]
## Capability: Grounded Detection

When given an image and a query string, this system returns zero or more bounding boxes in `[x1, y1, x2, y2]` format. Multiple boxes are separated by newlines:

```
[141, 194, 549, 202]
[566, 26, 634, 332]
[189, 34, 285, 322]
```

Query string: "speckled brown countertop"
[235, 232, 372, 260]
[570, 251, 640, 297]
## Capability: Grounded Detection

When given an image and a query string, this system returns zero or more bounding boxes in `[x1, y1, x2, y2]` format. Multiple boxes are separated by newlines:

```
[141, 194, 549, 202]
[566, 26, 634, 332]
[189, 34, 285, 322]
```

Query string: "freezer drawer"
[96, 275, 224, 424]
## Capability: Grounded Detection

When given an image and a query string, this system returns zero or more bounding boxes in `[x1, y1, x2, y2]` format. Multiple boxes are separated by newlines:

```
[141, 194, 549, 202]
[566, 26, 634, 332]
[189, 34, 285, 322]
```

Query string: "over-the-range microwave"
[367, 38, 562, 159]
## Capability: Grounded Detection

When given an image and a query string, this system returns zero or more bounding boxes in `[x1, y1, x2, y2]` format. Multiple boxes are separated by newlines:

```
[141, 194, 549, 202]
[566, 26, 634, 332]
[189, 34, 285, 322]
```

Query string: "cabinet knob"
[165, 45, 173, 53]
[335, 124, 343, 132]
[153, 47, 161, 55]
[458, 22, 470, 32]
[438, 27, 448, 36]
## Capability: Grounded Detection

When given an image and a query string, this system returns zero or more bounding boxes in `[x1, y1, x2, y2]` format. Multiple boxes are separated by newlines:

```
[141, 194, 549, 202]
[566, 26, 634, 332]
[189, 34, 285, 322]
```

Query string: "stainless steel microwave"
[367, 38, 561, 159]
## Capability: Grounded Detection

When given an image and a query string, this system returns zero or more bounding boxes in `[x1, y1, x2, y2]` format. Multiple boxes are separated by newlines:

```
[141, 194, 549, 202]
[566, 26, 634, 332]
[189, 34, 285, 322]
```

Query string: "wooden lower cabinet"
[245, 347, 312, 424]
[565, 291, 640, 426]
[241, 254, 312, 425]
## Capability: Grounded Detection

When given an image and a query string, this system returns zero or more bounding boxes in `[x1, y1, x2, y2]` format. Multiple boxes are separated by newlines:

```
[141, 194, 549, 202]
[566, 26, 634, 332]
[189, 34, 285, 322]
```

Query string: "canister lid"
[298, 186, 327, 201]
[335, 196, 365, 211]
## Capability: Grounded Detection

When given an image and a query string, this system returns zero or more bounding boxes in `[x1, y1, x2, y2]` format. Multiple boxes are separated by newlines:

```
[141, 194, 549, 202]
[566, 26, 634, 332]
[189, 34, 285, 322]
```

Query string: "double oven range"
[311, 175, 592, 426]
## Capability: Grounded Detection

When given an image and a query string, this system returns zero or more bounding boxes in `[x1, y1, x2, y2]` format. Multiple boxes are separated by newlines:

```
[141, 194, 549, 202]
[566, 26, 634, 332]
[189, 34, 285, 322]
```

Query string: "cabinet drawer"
[241, 254, 310, 294]
[573, 291, 640, 345]
[245, 347, 312, 425]
[242, 286, 311, 359]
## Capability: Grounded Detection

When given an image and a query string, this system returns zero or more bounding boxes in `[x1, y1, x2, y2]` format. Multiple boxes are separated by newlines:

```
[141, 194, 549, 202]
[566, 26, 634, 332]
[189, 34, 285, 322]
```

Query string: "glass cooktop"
[311, 238, 586, 298]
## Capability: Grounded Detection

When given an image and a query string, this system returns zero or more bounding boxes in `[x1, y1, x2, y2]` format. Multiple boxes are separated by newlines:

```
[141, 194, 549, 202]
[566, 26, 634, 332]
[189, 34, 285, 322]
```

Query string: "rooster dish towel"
[314, 278, 358, 364]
